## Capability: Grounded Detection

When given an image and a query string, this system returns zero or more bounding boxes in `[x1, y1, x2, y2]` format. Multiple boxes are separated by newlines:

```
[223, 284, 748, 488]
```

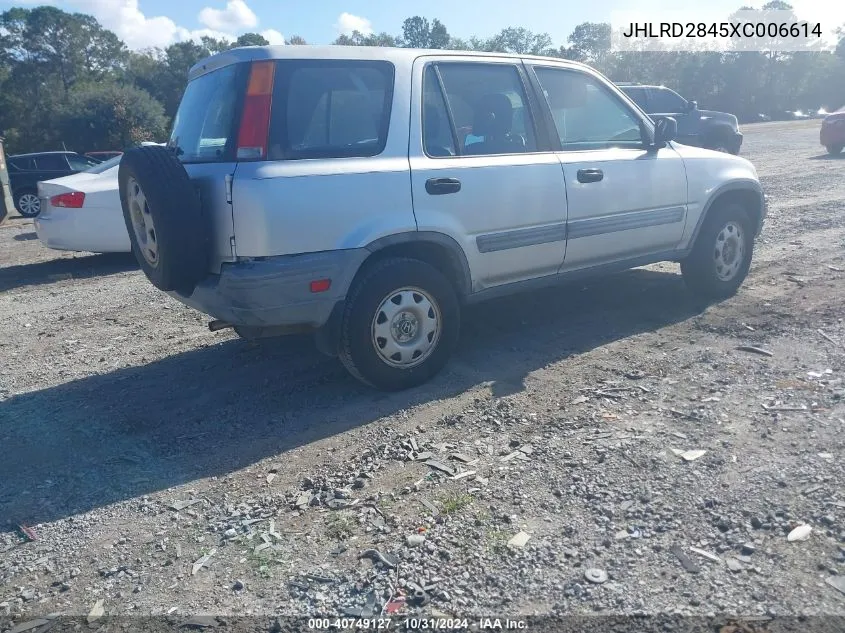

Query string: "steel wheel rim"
[371, 286, 441, 369]
[19, 194, 40, 216]
[126, 177, 159, 267]
[713, 221, 745, 281]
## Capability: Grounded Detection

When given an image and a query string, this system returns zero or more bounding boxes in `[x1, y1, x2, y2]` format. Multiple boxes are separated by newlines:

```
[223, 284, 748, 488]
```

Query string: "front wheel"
[15, 190, 41, 217]
[338, 258, 460, 391]
[826, 144, 843, 155]
[681, 204, 754, 301]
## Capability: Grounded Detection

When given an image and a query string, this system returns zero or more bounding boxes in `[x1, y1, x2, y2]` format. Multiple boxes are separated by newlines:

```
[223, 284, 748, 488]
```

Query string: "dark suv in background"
[8, 151, 100, 217]
[618, 83, 743, 155]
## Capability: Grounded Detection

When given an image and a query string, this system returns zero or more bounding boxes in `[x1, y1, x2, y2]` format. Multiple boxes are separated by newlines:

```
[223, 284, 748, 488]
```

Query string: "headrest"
[472, 93, 513, 137]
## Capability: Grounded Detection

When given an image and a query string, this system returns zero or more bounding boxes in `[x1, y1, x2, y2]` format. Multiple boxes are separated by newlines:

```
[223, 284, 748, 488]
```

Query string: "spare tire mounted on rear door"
[118, 145, 210, 294]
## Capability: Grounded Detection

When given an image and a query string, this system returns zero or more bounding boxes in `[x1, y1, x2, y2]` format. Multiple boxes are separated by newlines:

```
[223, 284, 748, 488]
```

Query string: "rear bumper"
[820, 124, 845, 147]
[728, 131, 743, 153]
[34, 207, 131, 253]
[169, 249, 369, 329]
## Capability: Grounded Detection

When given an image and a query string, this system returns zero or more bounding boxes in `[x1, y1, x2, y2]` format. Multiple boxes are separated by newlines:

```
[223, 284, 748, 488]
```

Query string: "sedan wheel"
[16, 192, 41, 218]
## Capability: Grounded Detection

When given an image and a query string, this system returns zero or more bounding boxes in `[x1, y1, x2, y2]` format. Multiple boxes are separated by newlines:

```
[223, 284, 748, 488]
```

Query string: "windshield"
[85, 155, 122, 174]
[169, 63, 247, 163]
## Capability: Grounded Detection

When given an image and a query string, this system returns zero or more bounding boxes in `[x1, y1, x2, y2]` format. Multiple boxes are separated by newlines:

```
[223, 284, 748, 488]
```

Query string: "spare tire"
[118, 146, 209, 294]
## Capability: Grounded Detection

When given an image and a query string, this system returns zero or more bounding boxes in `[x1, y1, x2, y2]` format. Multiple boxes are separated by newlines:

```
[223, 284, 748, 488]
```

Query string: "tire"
[118, 146, 209, 294]
[338, 257, 460, 391]
[15, 189, 40, 218]
[826, 144, 843, 155]
[681, 203, 754, 301]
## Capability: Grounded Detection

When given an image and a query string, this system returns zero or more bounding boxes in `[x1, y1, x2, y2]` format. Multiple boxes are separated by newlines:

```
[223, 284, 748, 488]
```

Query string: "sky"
[1, 0, 843, 50]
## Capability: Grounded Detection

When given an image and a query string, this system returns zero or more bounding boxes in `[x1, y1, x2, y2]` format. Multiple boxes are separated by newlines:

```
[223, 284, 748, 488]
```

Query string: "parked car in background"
[85, 150, 122, 161]
[8, 151, 101, 217]
[118, 46, 767, 391]
[820, 108, 845, 155]
[34, 143, 163, 253]
[617, 83, 743, 154]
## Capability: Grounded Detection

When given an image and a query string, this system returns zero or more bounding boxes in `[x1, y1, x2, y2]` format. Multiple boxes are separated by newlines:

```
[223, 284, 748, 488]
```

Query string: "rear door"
[168, 61, 249, 272]
[33, 154, 74, 180]
[409, 57, 567, 291]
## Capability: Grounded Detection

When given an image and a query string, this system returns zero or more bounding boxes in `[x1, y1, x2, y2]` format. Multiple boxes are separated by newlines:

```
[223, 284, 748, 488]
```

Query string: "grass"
[439, 491, 473, 515]
[325, 514, 354, 540]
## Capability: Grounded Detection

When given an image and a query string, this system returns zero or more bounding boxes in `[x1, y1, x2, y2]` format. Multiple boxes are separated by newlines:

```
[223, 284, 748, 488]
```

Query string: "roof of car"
[10, 151, 78, 158]
[189, 44, 594, 81]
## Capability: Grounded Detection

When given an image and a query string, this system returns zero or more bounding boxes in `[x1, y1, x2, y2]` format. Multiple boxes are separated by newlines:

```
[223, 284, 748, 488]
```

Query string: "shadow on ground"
[0, 252, 138, 292]
[1, 267, 708, 528]
[809, 152, 845, 161]
[13, 231, 38, 242]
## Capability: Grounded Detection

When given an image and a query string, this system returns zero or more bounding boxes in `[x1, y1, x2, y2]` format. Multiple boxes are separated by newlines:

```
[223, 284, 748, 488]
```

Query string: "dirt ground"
[1, 120, 844, 628]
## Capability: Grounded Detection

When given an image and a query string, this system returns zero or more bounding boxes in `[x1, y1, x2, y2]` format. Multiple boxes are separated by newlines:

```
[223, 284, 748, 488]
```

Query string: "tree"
[399, 16, 451, 49]
[287, 35, 307, 45]
[235, 32, 269, 47]
[334, 31, 398, 47]
[483, 27, 553, 55]
[402, 16, 430, 48]
[56, 83, 167, 150]
[566, 22, 611, 66]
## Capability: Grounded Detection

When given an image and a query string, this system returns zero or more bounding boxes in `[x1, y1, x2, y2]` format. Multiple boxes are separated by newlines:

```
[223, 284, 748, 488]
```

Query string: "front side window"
[169, 63, 247, 163]
[268, 60, 394, 160]
[435, 63, 537, 156]
[534, 68, 644, 151]
[648, 88, 688, 113]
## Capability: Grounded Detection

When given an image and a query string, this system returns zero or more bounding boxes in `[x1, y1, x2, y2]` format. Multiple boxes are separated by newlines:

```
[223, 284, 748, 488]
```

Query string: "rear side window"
[268, 60, 394, 160]
[434, 63, 538, 156]
[169, 63, 248, 163]
[35, 154, 69, 170]
[648, 88, 687, 113]
[622, 88, 649, 111]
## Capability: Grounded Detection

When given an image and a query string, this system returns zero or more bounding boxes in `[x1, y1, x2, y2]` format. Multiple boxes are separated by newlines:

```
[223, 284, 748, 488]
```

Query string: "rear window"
[87, 155, 122, 174]
[169, 63, 248, 163]
[68, 154, 100, 171]
[268, 60, 394, 160]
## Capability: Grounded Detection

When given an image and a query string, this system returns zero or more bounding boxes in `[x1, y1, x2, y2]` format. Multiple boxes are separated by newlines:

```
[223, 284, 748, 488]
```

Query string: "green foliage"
[1, 6, 844, 155]
[57, 83, 167, 151]
[236, 32, 270, 47]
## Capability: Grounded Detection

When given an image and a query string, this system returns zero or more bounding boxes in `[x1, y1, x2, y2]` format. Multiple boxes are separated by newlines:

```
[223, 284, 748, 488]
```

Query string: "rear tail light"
[50, 192, 85, 208]
[236, 61, 275, 160]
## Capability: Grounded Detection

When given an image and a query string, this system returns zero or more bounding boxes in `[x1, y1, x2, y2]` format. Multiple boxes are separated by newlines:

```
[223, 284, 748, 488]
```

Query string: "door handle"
[425, 177, 461, 195]
[577, 168, 603, 184]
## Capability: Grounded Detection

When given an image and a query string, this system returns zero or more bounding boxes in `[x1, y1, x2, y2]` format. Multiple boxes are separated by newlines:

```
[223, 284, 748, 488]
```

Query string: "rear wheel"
[338, 258, 460, 391]
[15, 190, 40, 217]
[681, 203, 754, 300]
[826, 144, 843, 155]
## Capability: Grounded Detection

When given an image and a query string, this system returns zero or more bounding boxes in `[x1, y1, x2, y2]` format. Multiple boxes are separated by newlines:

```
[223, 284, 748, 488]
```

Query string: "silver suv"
[119, 46, 767, 391]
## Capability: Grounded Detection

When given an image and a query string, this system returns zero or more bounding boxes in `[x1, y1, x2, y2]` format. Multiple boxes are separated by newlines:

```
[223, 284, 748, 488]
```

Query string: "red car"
[820, 108, 845, 155]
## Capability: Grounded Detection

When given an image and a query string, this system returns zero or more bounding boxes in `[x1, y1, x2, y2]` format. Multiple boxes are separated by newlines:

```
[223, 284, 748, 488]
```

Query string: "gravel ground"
[1, 120, 844, 629]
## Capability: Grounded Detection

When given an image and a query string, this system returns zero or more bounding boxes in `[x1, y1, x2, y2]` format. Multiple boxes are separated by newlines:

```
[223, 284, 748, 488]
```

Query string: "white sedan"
[34, 144, 162, 254]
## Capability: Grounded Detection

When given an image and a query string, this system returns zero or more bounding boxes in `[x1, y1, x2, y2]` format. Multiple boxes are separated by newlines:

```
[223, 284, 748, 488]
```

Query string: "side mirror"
[653, 116, 678, 146]
[686, 100, 698, 112]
